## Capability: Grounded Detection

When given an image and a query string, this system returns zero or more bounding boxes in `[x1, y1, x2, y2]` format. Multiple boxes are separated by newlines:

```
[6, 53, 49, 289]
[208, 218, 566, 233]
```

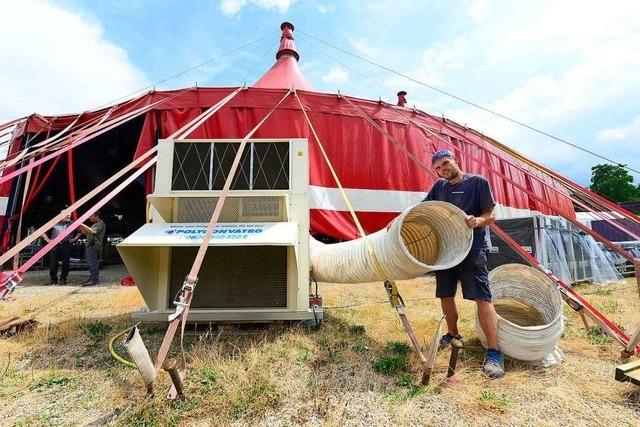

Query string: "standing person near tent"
[42, 210, 77, 285]
[423, 149, 504, 379]
[78, 211, 105, 286]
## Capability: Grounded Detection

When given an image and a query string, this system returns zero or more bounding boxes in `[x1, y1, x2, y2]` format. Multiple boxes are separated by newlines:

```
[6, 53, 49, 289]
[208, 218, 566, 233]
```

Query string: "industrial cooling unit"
[118, 138, 317, 322]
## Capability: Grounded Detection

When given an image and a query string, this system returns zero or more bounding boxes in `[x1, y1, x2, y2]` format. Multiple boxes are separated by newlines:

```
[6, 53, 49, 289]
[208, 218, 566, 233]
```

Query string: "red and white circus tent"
[1, 21, 639, 352]
[0, 23, 578, 245]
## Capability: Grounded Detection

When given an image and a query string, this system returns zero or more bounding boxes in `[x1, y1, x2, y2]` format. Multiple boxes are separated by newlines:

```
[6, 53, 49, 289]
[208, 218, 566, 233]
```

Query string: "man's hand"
[465, 215, 483, 228]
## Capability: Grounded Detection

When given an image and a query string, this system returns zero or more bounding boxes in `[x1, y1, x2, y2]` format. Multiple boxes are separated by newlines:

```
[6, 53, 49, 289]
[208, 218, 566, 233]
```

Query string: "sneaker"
[82, 281, 97, 287]
[59, 280, 67, 285]
[483, 349, 505, 379]
[46, 281, 58, 286]
[438, 333, 462, 351]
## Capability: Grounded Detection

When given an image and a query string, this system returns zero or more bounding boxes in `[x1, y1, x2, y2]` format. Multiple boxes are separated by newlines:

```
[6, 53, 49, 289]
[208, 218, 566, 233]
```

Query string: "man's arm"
[465, 205, 495, 228]
[466, 176, 496, 228]
[79, 223, 94, 235]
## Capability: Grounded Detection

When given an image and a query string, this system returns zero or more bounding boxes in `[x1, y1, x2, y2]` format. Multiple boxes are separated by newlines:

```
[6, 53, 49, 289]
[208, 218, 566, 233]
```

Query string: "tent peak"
[253, 22, 313, 91]
[276, 21, 299, 61]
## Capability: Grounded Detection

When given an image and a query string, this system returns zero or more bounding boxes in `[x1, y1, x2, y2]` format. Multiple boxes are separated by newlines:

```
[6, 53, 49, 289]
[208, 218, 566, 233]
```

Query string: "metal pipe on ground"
[310, 201, 473, 283]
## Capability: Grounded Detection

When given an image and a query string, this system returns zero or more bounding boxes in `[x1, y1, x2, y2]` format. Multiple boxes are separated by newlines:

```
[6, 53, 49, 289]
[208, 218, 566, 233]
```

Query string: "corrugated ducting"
[476, 263, 564, 361]
[309, 201, 473, 283]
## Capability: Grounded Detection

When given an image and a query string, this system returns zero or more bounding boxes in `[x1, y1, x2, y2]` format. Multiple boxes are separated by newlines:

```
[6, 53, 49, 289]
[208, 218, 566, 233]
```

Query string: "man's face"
[433, 157, 460, 181]
[89, 214, 99, 223]
[61, 210, 71, 221]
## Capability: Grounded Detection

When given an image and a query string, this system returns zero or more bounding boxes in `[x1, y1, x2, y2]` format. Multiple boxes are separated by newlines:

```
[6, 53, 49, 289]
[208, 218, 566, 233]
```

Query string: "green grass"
[30, 376, 73, 390]
[350, 324, 366, 335]
[480, 389, 509, 408]
[373, 341, 411, 375]
[82, 320, 112, 341]
[593, 287, 613, 296]
[587, 326, 613, 345]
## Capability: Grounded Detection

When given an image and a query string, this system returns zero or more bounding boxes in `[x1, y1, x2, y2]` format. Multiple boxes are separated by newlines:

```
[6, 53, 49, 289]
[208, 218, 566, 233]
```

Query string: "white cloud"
[317, 4, 334, 14]
[0, 0, 147, 122]
[348, 37, 378, 58]
[597, 115, 640, 142]
[322, 67, 349, 84]
[423, 0, 640, 181]
[467, 0, 490, 23]
[219, 0, 296, 17]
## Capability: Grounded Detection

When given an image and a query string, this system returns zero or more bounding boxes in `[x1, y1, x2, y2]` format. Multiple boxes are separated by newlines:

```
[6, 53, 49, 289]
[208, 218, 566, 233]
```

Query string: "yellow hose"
[108, 322, 141, 368]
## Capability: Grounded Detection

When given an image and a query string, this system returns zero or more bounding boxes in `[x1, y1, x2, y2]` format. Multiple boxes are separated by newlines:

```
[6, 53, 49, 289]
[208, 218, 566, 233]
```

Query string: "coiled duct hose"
[475, 264, 564, 361]
[310, 201, 473, 283]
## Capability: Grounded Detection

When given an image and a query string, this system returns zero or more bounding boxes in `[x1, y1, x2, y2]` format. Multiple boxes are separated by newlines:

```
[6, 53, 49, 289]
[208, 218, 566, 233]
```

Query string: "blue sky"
[1, 0, 639, 186]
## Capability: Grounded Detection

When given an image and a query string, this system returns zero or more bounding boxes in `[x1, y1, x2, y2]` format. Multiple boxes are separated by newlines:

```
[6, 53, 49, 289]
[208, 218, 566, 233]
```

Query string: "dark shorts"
[435, 249, 492, 302]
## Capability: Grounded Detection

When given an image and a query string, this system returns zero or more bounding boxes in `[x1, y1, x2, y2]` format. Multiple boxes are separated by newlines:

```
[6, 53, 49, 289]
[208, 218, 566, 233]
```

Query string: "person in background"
[78, 211, 105, 286]
[42, 210, 77, 285]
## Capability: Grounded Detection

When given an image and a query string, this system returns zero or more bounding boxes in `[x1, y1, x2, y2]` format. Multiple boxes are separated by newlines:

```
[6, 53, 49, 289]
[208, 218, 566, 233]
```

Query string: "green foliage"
[385, 341, 411, 355]
[351, 342, 366, 353]
[229, 375, 280, 420]
[350, 324, 366, 335]
[198, 369, 218, 391]
[590, 164, 640, 202]
[395, 373, 412, 387]
[480, 389, 509, 407]
[407, 385, 430, 398]
[587, 326, 613, 345]
[593, 287, 613, 296]
[31, 376, 73, 390]
[373, 355, 407, 375]
[373, 341, 411, 375]
[82, 320, 112, 341]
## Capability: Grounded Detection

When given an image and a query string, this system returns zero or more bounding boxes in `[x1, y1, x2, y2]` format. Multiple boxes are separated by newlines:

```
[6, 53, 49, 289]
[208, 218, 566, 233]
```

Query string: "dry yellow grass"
[1, 274, 640, 426]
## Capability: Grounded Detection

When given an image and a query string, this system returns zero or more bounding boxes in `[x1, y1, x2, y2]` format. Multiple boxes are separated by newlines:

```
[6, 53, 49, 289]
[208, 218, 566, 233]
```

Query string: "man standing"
[423, 149, 504, 379]
[78, 211, 105, 286]
[43, 210, 77, 285]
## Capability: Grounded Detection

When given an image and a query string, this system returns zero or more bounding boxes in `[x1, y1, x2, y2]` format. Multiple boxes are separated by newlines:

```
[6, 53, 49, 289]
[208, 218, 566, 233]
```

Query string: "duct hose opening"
[476, 264, 564, 361]
[398, 201, 473, 270]
[310, 201, 472, 283]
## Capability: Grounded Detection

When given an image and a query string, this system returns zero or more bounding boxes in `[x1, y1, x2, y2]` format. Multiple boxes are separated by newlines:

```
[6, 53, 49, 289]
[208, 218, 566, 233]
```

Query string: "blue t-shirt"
[423, 173, 496, 250]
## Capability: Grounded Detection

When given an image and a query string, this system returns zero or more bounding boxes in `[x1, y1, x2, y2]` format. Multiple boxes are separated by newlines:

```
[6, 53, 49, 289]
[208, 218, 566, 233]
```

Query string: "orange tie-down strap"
[0, 156, 157, 300]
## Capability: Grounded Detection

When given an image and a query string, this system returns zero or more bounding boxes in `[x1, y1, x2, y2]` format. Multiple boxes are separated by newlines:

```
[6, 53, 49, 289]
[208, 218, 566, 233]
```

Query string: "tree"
[590, 164, 640, 202]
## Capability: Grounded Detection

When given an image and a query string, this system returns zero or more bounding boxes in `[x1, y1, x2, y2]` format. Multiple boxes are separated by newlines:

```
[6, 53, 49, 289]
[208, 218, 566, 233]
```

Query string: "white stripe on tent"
[310, 185, 423, 212]
[310, 185, 537, 219]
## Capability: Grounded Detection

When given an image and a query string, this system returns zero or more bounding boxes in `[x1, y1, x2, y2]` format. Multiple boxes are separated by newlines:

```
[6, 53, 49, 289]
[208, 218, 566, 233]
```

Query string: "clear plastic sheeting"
[488, 215, 622, 284]
[599, 241, 640, 277]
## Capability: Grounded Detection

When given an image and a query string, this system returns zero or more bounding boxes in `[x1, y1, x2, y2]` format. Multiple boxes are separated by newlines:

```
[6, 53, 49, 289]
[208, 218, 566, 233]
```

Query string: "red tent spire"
[253, 22, 314, 91]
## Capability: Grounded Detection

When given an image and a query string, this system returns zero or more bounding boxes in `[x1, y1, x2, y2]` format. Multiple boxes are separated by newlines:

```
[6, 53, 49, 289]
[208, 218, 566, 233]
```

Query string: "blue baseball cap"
[431, 149, 454, 164]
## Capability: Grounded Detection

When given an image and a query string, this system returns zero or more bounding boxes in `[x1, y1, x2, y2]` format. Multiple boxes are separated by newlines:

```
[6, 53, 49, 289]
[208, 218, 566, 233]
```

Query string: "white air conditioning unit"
[118, 138, 316, 322]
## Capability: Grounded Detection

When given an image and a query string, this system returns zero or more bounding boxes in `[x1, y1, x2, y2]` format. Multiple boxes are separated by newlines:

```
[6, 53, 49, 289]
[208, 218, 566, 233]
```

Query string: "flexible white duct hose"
[475, 264, 564, 361]
[124, 325, 157, 387]
[310, 201, 473, 283]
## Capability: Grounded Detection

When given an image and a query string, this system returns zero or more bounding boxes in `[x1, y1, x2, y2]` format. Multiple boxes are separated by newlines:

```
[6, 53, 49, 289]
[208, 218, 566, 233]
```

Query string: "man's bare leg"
[440, 297, 459, 336]
[476, 299, 499, 349]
